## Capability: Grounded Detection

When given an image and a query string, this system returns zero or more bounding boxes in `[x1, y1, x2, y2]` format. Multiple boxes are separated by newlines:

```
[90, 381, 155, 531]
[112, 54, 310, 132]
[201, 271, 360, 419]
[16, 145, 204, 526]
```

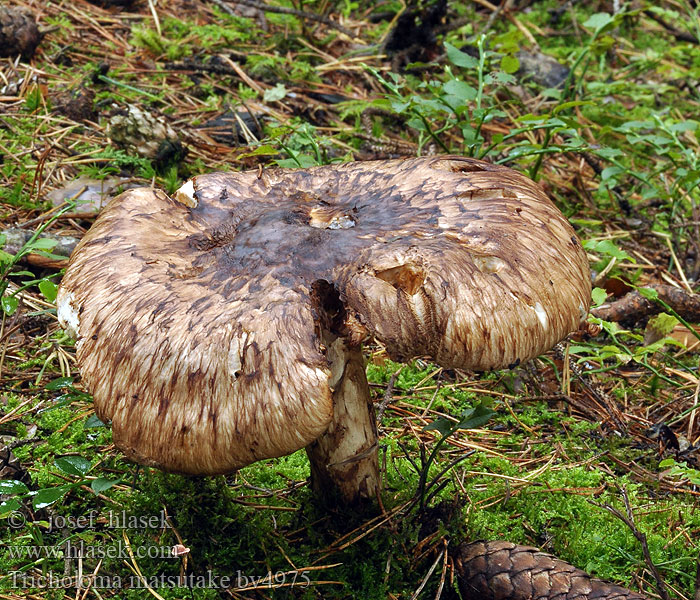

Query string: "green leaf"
[424, 402, 495, 435]
[0, 480, 29, 494]
[35, 251, 70, 262]
[84, 414, 106, 428]
[601, 166, 624, 181]
[570, 218, 604, 226]
[637, 287, 659, 301]
[91, 478, 120, 494]
[567, 345, 591, 354]
[1, 296, 18, 316]
[263, 83, 287, 102]
[456, 402, 495, 430]
[591, 287, 608, 306]
[424, 416, 457, 436]
[553, 101, 592, 115]
[594, 148, 623, 158]
[582, 239, 634, 262]
[39, 280, 58, 303]
[648, 313, 679, 336]
[55, 456, 92, 477]
[583, 12, 614, 32]
[491, 71, 516, 85]
[239, 145, 278, 158]
[26, 238, 58, 252]
[276, 154, 319, 168]
[389, 99, 411, 113]
[0, 249, 14, 265]
[32, 487, 68, 510]
[500, 54, 520, 74]
[442, 79, 477, 102]
[614, 120, 653, 133]
[592, 318, 622, 337]
[444, 42, 478, 69]
[45, 377, 74, 391]
[0, 498, 22, 517]
[669, 120, 698, 133]
[659, 458, 676, 468]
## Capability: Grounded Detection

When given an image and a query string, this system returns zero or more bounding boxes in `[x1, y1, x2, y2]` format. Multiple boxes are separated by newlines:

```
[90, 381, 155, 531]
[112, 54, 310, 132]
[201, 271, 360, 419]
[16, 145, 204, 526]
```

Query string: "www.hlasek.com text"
[8, 540, 177, 560]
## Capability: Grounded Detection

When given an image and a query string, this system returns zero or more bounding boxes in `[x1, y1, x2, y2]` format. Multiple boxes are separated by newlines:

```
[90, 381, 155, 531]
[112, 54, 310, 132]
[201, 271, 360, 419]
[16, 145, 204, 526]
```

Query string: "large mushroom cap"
[57, 156, 590, 475]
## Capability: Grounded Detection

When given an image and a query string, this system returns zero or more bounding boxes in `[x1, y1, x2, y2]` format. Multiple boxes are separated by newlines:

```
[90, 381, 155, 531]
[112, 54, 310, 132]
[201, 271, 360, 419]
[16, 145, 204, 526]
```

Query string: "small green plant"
[659, 458, 700, 485]
[265, 120, 341, 167]
[364, 35, 516, 157]
[0, 378, 119, 522]
[600, 117, 700, 247]
[416, 401, 495, 510]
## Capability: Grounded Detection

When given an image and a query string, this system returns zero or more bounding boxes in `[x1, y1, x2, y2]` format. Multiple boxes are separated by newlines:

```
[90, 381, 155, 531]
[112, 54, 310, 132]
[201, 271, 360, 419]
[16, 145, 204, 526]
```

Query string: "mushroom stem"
[306, 334, 380, 505]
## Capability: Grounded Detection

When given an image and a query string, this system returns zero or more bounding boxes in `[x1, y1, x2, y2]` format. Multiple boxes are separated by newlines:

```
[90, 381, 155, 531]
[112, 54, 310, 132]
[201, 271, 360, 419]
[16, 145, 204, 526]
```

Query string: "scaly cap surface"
[58, 156, 590, 474]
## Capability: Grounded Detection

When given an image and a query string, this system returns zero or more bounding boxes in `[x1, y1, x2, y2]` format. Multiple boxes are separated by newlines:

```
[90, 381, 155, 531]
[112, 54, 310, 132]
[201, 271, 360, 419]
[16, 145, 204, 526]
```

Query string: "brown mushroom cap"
[57, 156, 590, 475]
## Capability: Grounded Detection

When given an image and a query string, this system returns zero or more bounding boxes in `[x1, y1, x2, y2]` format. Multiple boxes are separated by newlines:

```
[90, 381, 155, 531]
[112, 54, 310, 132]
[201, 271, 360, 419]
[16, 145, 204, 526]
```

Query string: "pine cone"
[453, 541, 649, 600]
[0, 7, 40, 59]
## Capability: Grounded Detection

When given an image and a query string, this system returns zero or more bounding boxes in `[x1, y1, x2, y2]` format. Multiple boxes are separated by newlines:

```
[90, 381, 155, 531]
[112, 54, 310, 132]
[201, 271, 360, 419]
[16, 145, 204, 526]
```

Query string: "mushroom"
[57, 156, 590, 504]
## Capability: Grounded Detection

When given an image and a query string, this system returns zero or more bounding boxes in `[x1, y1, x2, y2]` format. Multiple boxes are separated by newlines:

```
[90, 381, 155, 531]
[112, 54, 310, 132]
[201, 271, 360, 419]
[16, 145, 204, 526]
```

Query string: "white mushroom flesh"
[57, 290, 81, 338]
[174, 179, 197, 208]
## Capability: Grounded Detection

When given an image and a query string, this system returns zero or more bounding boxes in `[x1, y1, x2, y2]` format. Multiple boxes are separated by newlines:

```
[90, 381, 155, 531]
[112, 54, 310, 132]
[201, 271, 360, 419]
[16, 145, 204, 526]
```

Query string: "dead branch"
[2, 228, 78, 270]
[644, 10, 698, 44]
[591, 284, 700, 325]
[376, 367, 402, 427]
[2, 228, 79, 258]
[593, 488, 670, 600]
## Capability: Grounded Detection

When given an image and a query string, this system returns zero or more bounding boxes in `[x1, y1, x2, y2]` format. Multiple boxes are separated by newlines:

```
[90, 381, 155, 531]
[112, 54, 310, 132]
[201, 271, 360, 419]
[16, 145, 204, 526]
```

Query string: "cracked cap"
[57, 156, 591, 474]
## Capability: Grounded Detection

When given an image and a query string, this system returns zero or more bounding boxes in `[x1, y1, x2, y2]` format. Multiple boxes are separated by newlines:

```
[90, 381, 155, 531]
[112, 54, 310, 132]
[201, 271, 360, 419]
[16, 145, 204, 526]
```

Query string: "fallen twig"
[2, 228, 79, 257]
[644, 10, 698, 44]
[592, 284, 700, 325]
[593, 487, 670, 600]
[376, 366, 402, 427]
[1, 228, 79, 269]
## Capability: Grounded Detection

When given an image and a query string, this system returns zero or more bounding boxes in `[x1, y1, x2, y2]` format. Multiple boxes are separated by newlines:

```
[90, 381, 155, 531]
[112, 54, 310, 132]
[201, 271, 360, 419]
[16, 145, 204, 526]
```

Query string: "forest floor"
[1, 0, 700, 598]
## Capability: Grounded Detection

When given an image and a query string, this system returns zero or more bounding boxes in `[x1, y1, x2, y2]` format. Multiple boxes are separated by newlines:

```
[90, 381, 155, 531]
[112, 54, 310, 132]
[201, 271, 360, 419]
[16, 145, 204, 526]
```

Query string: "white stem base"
[306, 336, 380, 505]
